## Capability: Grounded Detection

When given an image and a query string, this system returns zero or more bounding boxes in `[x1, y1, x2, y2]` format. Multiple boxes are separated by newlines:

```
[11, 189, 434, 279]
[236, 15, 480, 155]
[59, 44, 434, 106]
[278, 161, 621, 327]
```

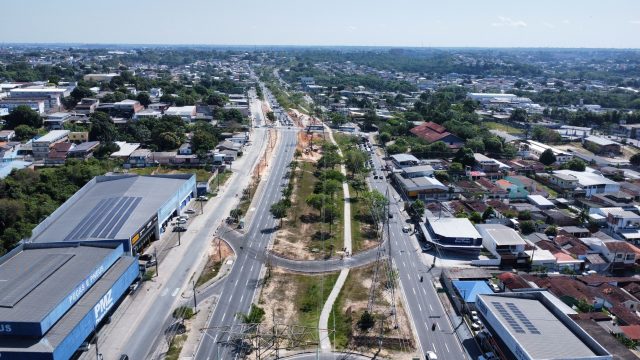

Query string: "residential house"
[0, 130, 15, 141]
[32, 130, 70, 160]
[74, 98, 99, 114]
[128, 149, 152, 168]
[45, 142, 73, 165]
[67, 141, 100, 159]
[410, 121, 464, 149]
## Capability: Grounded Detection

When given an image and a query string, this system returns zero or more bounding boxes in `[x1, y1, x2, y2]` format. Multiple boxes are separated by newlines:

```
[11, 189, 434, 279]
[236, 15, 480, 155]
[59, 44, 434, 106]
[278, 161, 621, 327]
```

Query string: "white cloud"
[491, 16, 527, 28]
[347, 25, 357, 31]
[562, 19, 571, 24]
[630, 20, 640, 25]
[543, 22, 555, 29]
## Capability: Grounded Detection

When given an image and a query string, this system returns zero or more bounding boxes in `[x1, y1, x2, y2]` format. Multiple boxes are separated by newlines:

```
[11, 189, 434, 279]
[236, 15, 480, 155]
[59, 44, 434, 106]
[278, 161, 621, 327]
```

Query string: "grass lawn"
[484, 121, 523, 135]
[295, 273, 340, 331]
[334, 133, 359, 152]
[328, 266, 375, 349]
[209, 170, 232, 193]
[165, 334, 187, 360]
[280, 161, 344, 259]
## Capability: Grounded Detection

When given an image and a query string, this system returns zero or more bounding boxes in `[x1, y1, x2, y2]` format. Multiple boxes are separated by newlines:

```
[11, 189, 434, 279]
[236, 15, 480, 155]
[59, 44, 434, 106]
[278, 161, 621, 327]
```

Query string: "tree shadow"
[299, 213, 320, 223]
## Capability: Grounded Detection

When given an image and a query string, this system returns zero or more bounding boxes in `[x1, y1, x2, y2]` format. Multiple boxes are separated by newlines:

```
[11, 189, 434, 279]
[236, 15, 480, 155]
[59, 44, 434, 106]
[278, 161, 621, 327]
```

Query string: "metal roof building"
[477, 291, 612, 360]
[29, 174, 196, 253]
[0, 243, 138, 360]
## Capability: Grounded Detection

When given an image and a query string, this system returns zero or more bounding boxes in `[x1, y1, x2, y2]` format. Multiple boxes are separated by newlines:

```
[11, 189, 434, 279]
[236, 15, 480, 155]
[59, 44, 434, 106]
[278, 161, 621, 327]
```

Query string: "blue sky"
[1, 0, 639, 48]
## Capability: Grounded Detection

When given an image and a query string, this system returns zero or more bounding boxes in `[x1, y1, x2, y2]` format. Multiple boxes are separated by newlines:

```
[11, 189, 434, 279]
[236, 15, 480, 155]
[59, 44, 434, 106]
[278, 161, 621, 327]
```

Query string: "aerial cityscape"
[1, 2, 640, 360]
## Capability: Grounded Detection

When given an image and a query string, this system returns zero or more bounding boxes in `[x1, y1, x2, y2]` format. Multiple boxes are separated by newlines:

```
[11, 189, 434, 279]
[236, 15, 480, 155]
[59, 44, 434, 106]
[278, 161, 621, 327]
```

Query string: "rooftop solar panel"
[64, 196, 142, 240]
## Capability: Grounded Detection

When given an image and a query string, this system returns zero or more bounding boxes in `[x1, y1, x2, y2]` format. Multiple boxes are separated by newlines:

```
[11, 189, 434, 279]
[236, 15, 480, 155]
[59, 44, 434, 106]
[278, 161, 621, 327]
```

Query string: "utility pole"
[94, 323, 101, 360]
[178, 227, 181, 246]
[193, 280, 197, 312]
[153, 247, 159, 276]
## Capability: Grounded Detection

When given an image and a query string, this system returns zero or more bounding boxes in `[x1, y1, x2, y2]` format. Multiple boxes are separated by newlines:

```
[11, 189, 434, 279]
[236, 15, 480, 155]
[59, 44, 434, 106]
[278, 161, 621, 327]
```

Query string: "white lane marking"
[171, 287, 180, 297]
[221, 313, 226, 322]
[418, 304, 422, 312]
[240, 293, 245, 303]
[161, 288, 168, 297]
[407, 274, 411, 280]
[445, 342, 450, 352]
[250, 263, 255, 272]
[429, 304, 434, 311]
[432, 343, 436, 351]
[412, 287, 416, 295]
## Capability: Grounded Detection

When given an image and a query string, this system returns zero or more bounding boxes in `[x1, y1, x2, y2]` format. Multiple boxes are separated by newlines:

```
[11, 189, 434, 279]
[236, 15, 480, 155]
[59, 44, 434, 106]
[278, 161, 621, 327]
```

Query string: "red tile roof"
[410, 121, 460, 144]
[620, 325, 640, 340]
[497, 272, 532, 290]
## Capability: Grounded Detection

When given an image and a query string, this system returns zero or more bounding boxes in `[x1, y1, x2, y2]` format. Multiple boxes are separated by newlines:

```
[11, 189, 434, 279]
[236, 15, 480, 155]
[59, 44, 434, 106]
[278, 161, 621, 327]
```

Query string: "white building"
[526, 140, 573, 164]
[555, 170, 620, 197]
[32, 130, 70, 160]
[165, 106, 196, 122]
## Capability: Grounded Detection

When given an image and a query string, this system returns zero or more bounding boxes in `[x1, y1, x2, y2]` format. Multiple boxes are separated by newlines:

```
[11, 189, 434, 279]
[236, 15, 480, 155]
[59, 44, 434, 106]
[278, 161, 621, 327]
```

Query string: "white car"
[426, 351, 438, 360]
[176, 219, 187, 224]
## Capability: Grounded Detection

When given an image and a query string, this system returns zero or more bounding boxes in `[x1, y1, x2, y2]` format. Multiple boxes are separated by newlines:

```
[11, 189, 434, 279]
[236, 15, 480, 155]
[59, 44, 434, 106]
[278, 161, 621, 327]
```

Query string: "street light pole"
[193, 280, 197, 312]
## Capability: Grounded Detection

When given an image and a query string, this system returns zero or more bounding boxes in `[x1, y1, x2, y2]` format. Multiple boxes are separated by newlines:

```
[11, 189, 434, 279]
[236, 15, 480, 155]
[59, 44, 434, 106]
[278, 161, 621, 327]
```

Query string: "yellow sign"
[131, 233, 140, 245]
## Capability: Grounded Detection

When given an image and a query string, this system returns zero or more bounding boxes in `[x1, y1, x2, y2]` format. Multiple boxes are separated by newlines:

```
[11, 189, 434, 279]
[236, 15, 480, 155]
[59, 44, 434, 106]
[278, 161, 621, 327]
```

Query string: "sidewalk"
[318, 125, 352, 351]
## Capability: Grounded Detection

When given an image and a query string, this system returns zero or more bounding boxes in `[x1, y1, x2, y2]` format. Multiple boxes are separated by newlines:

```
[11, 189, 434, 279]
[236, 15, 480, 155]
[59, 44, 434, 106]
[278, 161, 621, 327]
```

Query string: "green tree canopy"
[5, 105, 42, 129]
[89, 112, 117, 143]
[539, 148, 557, 166]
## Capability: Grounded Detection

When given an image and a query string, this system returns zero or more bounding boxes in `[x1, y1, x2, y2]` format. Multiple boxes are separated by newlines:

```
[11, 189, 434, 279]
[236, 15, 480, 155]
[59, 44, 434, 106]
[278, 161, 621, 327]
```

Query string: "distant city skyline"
[1, 0, 639, 48]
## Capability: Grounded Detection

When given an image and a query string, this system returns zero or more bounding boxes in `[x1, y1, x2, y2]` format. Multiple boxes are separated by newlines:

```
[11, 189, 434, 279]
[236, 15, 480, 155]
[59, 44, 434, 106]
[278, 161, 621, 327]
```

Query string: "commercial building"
[476, 291, 612, 360]
[583, 136, 621, 155]
[390, 153, 419, 168]
[0, 98, 46, 114]
[392, 173, 449, 201]
[526, 140, 573, 164]
[165, 106, 196, 122]
[476, 224, 529, 267]
[29, 174, 197, 253]
[0, 242, 138, 360]
[467, 93, 518, 104]
[421, 217, 483, 253]
[554, 170, 620, 197]
[32, 130, 70, 160]
[44, 112, 72, 130]
[83, 73, 119, 82]
[410, 121, 464, 148]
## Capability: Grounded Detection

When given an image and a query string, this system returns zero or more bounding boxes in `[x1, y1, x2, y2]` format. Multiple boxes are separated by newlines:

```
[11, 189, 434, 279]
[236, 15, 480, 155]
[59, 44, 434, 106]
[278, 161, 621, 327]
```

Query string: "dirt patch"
[196, 238, 233, 287]
[331, 264, 417, 358]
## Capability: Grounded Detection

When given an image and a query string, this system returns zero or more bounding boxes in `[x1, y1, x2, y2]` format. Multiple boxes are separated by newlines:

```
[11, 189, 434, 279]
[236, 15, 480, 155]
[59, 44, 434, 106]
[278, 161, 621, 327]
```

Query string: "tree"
[520, 220, 536, 235]
[344, 149, 367, 176]
[409, 199, 425, 219]
[361, 190, 389, 226]
[270, 201, 288, 227]
[89, 112, 117, 142]
[378, 132, 391, 144]
[562, 158, 586, 172]
[172, 306, 195, 320]
[205, 93, 228, 107]
[4, 105, 42, 129]
[306, 194, 329, 212]
[316, 179, 342, 198]
[544, 225, 558, 236]
[448, 162, 464, 175]
[357, 310, 375, 331]
[453, 147, 476, 167]
[539, 148, 557, 166]
[482, 206, 495, 221]
[469, 211, 483, 223]
[157, 132, 181, 150]
[631, 153, 640, 167]
[510, 108, 528, 122]
[136, 92, 151, 107]
[266, 111, 276, 122]
[191, 130, 217, 155]
[240, 304, 265, 324]
[13, 125, 37, 141]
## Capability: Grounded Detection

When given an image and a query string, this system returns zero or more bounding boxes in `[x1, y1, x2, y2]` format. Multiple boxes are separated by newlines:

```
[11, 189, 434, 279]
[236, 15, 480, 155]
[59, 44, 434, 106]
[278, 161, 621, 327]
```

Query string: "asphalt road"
[195, 89, 299, 360]
[82, 90, 270, 360]
[366, 139, 471, 360]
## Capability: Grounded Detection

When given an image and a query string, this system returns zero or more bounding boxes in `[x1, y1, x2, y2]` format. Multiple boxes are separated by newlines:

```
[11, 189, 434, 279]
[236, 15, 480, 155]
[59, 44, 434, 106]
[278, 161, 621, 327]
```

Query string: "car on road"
[178, 215, 189, 220]
[145, 259, 157, 268]
[174, 226, 187, 232]
[402, 225, 411, 233]
[471, 322, 483, 331]
[426, 351, 438, 360]
[197, 196, 208, 201]
[388, 213, 394, 219]
[184, 209, 196, 214]
[138, 254, 153, 261]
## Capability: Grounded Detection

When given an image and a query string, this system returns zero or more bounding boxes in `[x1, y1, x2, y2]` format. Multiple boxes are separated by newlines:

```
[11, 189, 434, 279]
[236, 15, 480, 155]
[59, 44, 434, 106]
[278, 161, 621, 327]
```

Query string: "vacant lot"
[272, 160, 345, 260]
[259, 268, 339, 343]
[484, 121, 523, 135]
[329, 264, 416, 358]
